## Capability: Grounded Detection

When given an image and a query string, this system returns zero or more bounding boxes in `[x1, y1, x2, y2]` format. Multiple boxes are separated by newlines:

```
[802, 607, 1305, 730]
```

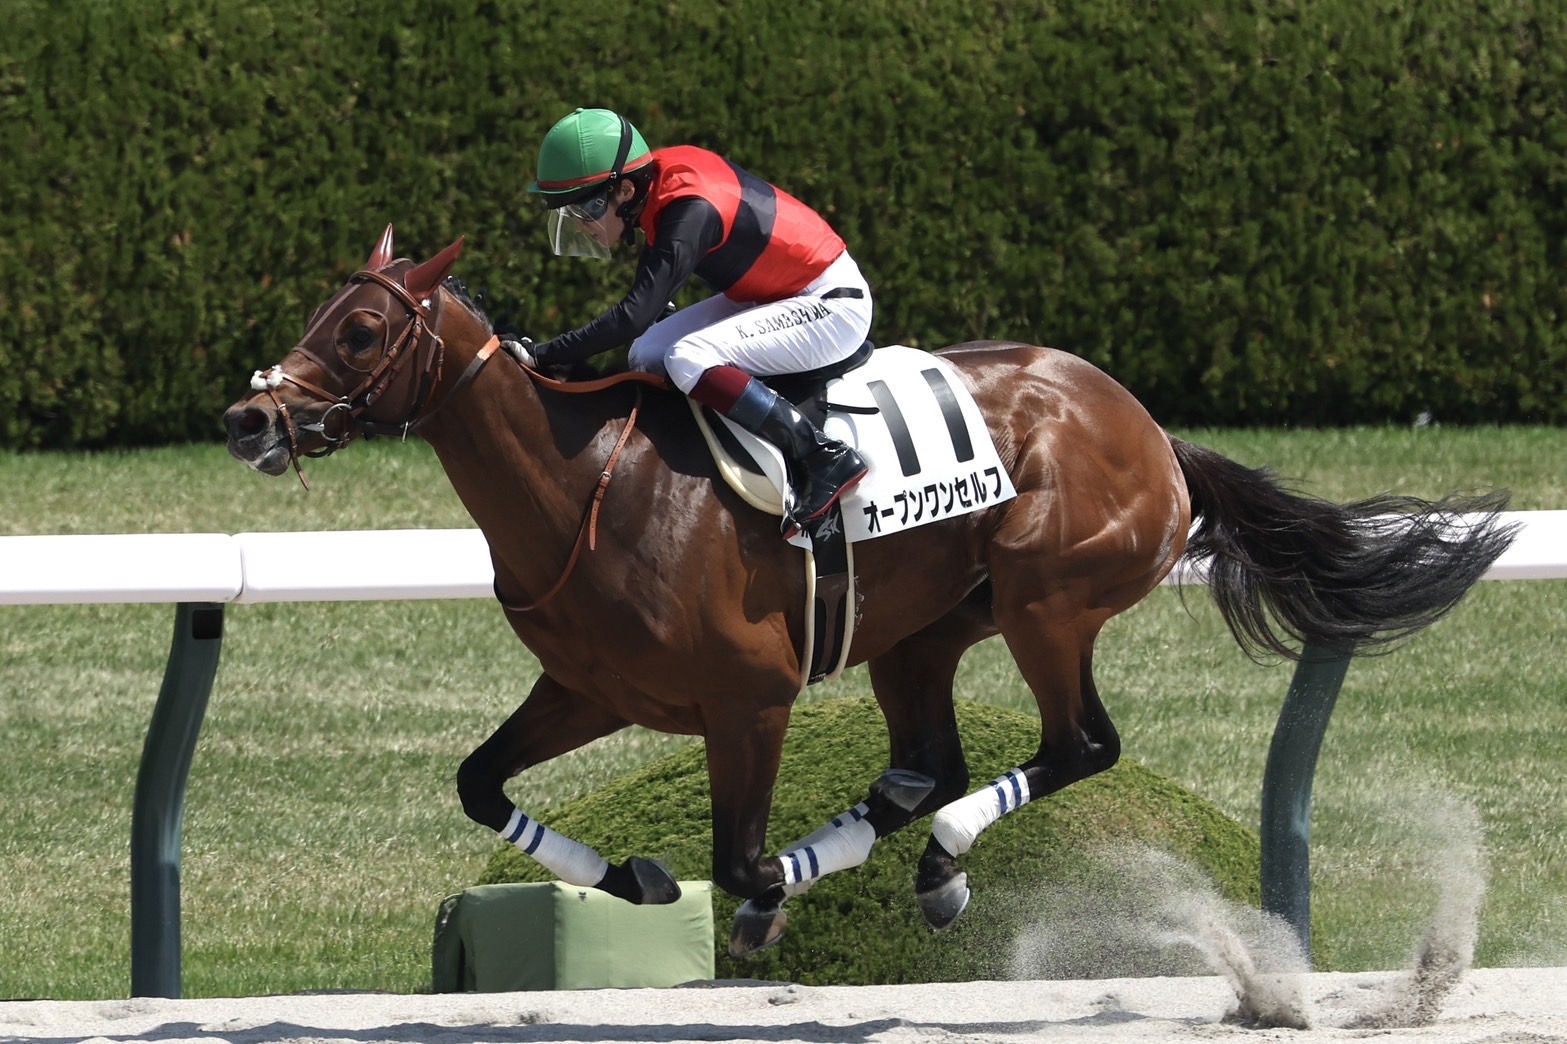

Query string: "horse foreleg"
[728, 766, 935, 955]
[728, 617, 986, 953]
[700, 697, 806, 957]
[770, 766, 939, 900]
[457, 672, 680, 905]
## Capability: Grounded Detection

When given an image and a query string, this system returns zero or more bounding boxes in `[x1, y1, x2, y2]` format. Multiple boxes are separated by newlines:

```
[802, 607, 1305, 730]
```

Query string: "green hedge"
[3, 0, 1564, 447]
[477, 698, 1275, 985]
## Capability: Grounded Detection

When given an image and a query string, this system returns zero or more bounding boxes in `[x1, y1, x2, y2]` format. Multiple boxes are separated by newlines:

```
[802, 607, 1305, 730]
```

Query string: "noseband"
[251, 266, 498, 488]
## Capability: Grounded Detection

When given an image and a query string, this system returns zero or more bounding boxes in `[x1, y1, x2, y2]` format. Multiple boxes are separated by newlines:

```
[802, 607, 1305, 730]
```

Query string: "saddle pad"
[696, 345, 1017, 544]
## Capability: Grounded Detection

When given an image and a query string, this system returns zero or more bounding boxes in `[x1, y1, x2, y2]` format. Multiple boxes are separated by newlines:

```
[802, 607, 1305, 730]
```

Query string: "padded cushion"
[433, 881, 714, 992]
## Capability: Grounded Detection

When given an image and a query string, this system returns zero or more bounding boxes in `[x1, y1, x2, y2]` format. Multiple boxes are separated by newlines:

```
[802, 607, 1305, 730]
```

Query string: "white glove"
[500, 335, 537, 369]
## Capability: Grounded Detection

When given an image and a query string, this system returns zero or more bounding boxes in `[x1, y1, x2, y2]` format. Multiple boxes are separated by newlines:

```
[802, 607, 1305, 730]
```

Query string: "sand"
[1, 967, 1564, 1044]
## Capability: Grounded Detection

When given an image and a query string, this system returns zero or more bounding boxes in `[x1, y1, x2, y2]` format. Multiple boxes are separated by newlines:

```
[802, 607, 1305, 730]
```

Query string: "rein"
[495, 362, 668, 614]
[251, 267, 669, 610]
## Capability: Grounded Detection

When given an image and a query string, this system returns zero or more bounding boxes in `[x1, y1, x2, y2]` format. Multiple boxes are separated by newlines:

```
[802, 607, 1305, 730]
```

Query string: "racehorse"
[223, 228, 1516, 956]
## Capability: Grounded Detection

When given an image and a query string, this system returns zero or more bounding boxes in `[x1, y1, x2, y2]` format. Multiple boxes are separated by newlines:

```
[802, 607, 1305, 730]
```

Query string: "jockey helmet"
[529, 108, 653, 207]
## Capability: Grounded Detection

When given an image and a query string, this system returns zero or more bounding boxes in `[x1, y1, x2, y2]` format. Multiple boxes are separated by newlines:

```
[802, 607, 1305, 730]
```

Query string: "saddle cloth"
[691, 345, 1017, 550]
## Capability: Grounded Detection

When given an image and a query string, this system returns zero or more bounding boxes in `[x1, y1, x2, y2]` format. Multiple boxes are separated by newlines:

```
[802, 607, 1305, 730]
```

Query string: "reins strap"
[498, 384, 646, 614]
[523, 366, 670, 394]
[398, 335, 501, 435]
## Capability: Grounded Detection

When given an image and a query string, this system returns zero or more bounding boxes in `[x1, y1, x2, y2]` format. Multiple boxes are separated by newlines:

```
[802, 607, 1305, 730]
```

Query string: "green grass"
[0, 426, 1563, 998]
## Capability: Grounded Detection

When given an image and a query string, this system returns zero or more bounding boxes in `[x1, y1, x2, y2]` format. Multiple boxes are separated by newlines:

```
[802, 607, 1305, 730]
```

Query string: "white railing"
[2, 512, 1563, 997]
[4, 512, 1562, 608]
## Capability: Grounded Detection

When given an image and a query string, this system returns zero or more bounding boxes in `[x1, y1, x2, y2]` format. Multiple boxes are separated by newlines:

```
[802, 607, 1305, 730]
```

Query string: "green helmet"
[528, 108, 653, 206]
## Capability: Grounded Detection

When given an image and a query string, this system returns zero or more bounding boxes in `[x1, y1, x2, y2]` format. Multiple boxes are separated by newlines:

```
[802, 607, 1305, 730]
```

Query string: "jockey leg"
[655, 254, 874, 534]
[690, 366, 868, 532]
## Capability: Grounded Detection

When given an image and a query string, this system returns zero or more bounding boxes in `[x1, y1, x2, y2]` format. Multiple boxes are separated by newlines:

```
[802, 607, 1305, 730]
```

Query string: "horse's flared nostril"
[228, 406, 269, 438]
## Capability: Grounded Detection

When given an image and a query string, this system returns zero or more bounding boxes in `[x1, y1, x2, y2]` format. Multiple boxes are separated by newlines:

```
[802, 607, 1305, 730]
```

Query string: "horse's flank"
[418, 292, 1187, 728]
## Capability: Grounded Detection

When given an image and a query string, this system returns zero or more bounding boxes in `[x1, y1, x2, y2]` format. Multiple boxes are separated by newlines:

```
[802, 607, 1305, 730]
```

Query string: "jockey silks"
[640, 146, 846, 303]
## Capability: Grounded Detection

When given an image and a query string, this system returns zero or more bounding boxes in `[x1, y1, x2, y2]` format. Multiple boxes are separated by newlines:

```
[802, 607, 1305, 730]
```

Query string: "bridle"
[250, 264, 499, 490]
[249, 260, 666, 612]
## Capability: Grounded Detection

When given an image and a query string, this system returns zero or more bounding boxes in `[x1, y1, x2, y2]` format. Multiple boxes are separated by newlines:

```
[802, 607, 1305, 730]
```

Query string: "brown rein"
[494, 360, 669, 613]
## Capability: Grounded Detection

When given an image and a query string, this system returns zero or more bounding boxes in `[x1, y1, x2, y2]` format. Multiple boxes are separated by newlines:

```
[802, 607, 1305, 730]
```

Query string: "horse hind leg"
[731, 616, 984, 955]
[915, 612, 1120, 929]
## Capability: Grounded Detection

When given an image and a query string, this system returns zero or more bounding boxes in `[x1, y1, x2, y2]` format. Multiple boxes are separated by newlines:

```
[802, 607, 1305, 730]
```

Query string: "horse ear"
[367, 224, 396, 270]
[405, 236, 465, 299]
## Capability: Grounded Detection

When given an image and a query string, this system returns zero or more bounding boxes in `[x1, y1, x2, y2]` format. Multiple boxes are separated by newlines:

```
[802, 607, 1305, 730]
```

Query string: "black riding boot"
[725, 379, 869, 531]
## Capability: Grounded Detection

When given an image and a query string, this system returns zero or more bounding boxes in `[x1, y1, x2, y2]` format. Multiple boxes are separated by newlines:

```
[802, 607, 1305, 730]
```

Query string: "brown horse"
[223, 228, 1515, 956]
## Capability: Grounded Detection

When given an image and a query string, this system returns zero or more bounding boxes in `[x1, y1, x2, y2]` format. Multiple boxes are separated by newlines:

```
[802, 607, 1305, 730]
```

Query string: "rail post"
[1259, 641, 1353, 965]
[130, 602, 225, 998]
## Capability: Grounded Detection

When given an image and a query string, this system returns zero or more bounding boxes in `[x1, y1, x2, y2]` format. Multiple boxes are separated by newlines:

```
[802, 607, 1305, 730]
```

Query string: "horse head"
[223, 225, 477, 481]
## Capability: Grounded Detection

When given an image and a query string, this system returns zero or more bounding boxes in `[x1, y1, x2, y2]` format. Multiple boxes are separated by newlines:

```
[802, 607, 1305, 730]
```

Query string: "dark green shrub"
[477, 698, 1265, 984]
[4, 0, 1563, 446]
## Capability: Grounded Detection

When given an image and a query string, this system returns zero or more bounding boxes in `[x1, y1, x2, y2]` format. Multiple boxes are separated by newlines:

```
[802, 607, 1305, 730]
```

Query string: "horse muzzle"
[223, 399, 298, 476]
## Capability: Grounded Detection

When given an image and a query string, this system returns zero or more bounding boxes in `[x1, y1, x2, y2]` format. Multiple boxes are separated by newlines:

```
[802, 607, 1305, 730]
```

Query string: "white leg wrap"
[930, 768, 1032, 858]
[777, 803, 876, 893]
[499, 808, 609, 887]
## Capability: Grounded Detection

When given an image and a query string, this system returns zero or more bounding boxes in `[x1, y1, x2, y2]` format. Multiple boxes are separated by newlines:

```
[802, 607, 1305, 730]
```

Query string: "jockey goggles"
[560, 190, 615, 223]
[546, 199, 615, 260]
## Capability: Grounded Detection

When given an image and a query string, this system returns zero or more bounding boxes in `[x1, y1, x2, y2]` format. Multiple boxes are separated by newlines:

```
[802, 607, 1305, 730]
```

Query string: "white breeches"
[628, 252, 873, 394]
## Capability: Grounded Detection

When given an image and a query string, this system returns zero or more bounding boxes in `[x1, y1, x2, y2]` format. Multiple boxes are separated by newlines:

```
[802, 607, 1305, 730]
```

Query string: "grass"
[0, 425, 1563, 998]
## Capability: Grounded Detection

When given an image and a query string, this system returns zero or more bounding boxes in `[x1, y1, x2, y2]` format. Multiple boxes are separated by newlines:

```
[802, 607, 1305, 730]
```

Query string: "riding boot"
[723, 377, 869, 531]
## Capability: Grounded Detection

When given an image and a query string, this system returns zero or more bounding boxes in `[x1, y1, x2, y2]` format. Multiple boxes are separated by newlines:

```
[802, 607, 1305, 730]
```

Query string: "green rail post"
[1259, 641, 1353, 965]
[130, 602, 225, 998]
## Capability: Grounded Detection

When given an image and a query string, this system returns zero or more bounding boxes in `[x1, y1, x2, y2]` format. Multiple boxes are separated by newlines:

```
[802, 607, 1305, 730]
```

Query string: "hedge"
[3, 0, 1564, 447]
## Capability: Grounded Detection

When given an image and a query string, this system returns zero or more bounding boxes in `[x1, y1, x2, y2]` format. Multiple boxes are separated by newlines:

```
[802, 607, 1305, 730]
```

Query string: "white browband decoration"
[250, 367, 285, 392]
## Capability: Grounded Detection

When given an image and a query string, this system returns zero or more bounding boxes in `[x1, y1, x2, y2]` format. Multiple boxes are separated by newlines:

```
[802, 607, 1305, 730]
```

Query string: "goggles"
[559, 188, 616, 223]
[546, 205, 613, 260]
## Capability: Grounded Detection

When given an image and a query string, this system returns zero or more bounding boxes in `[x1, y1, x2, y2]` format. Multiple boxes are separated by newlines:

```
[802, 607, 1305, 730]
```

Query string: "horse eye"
[346, 324, 377, 351]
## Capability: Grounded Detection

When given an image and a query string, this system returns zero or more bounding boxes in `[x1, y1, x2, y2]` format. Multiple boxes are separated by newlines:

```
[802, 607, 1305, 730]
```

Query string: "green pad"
[433, 880, 715, 992]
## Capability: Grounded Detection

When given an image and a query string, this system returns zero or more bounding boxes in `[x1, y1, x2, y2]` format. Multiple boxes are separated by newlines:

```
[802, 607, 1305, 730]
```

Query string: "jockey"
[520, 107, 873, 534]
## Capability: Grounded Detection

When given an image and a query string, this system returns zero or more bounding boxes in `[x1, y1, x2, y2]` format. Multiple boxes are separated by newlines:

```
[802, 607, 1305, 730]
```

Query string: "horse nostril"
[232, 407, 268, 437]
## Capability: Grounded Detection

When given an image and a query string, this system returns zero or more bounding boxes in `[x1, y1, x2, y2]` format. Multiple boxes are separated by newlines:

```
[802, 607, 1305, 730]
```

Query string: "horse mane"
[441, 276, 494, 332]
[443, 277, 635, 383]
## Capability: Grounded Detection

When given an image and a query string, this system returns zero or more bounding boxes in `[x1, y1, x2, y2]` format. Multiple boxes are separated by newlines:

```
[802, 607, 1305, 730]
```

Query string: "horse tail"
[1168, 435, 1518, 661]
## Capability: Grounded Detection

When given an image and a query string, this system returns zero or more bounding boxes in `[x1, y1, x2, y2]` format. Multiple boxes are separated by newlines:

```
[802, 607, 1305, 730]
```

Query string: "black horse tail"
[1169, 435, 1518, 661]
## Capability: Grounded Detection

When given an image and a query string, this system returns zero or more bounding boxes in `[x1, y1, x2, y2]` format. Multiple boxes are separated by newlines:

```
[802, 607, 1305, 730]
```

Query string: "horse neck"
[412, 301, 611, 565]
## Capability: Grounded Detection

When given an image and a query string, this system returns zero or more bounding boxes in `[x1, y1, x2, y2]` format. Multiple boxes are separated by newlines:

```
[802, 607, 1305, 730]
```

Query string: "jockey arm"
[532, 198, 723, 367]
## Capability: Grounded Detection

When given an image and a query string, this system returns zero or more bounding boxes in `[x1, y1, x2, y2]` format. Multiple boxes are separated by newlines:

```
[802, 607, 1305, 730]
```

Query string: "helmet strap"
[606, 115, 633, 188]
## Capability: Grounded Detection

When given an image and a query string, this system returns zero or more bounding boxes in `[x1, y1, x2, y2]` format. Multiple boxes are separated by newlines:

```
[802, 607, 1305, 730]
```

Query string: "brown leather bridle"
[252, 261, 667, 612]
[251, 264, 492, 489]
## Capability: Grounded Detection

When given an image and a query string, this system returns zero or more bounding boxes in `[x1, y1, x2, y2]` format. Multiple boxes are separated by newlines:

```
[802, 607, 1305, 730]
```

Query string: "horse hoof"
[627, 856, 681, 904]
[872, 768, 937, 812]
[728, 899, 788, 958]
[916, 870, 970, 930]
